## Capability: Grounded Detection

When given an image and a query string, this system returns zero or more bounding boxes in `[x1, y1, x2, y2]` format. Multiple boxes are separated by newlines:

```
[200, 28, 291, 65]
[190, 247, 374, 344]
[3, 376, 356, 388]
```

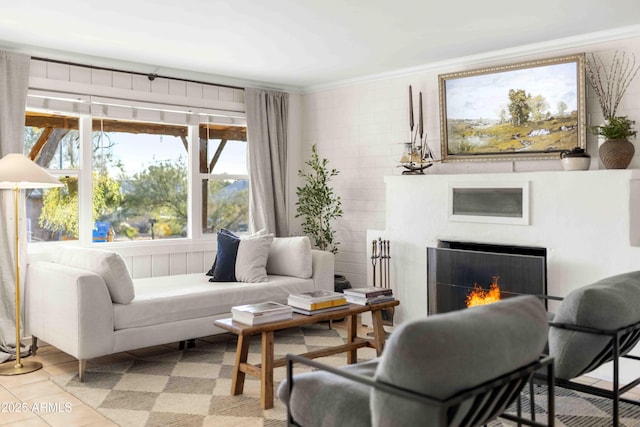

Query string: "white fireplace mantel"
[369, 169, 640, 326]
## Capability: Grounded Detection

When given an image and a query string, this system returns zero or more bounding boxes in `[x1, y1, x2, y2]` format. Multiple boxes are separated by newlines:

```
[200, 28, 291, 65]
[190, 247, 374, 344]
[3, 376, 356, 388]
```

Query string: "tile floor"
[1, 321, 639, 426]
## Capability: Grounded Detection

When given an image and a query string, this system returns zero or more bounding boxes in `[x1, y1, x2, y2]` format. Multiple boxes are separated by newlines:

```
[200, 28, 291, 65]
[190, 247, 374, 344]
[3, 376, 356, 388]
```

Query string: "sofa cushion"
[115, 273, 315, 329]
[210, 230, 240, 281]
[267, 236, 312, 279]
[53, 246, 135, 304]
[235, 232, 274, 282]
[277, 359, 378, 427]
[209, 229, 274, 282]
[371, 295, 548, 427]
[548, 270, 640, 379]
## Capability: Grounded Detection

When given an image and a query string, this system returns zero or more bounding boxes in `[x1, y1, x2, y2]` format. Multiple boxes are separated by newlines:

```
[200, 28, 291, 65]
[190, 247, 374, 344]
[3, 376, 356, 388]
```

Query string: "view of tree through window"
[92, 119, 188, 241]
[24, 111, 248, 243]
[201, 125, 248, 235]
[24, 112, 79, 242]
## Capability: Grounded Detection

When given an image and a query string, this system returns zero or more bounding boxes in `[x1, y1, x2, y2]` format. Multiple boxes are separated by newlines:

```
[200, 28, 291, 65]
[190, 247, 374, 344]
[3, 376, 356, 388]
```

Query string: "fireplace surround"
[367, 170, 640, 326]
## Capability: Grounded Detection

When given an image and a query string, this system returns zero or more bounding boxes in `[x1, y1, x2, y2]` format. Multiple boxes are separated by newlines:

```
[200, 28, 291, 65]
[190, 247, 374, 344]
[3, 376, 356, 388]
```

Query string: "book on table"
[345, 294, 395, 306]
[231, 301, 293, 326]
[343, 286, 393, 299]
[287, 290, 347, 311]
[291, 304, 350, 316]
[288, 289, 347, 303]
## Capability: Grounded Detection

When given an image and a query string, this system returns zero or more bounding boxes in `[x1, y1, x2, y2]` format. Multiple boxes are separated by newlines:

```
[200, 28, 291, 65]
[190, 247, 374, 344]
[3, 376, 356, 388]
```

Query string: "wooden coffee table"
[214, 299, 400, 409]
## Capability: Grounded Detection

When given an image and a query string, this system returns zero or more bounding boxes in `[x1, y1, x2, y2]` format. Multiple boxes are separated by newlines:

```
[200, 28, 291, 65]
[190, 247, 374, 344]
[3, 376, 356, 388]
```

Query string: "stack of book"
[343, 286, 394, 305]
[287, 289, 348, 315]
[231, 301, 293, 326]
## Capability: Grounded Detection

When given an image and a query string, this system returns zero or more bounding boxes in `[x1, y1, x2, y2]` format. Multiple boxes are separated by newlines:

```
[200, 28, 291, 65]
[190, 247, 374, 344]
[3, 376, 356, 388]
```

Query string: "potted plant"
[586, 51, 640, 169]
[295, 144, 343, 253]
[295, 145, 349, 292]
[592, 116, 637, 169]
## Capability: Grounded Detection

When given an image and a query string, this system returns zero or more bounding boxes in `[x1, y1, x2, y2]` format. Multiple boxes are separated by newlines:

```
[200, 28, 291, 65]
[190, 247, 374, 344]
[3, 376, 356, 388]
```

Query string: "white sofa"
[26, 239, 334, 380]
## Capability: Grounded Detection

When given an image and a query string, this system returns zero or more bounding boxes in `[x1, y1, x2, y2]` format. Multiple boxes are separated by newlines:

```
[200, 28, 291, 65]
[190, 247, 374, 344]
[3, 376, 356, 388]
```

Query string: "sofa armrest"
[310, 250, 334, 292]
[26, 261, 115, 360]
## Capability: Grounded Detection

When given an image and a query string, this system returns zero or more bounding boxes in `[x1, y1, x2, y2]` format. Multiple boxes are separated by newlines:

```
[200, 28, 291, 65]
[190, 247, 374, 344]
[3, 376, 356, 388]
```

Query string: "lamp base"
[0, 360, 43, 376]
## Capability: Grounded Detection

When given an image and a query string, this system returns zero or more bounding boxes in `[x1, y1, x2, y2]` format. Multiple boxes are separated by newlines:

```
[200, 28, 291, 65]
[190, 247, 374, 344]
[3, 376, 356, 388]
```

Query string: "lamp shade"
[0, 153, 63, 189]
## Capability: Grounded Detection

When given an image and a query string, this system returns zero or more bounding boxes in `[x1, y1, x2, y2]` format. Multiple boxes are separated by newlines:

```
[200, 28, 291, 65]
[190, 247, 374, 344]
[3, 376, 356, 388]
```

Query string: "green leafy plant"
[592, 116, 637, 140]
[295, 144, 343, 254]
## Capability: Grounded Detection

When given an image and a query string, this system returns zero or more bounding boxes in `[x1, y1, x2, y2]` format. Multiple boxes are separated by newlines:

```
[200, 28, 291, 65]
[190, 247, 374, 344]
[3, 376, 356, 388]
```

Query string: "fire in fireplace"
[466, 276, 501, 307]
[427, 241, 546, 314]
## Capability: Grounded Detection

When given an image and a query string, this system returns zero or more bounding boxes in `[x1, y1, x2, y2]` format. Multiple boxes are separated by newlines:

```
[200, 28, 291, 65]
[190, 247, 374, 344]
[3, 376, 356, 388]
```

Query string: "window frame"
[25, 103, 247, 246]
[198, 123, 249, 237]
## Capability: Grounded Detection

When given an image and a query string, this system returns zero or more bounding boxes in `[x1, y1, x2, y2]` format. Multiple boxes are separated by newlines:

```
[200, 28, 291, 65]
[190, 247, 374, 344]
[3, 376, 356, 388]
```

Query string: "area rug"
[53, 324, 365, 427]
[53, 325, 640, 427]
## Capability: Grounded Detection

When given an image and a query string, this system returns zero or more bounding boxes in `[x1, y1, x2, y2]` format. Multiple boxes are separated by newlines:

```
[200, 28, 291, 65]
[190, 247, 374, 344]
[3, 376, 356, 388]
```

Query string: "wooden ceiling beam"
[199, 125, 246, 141]
[25, 113, 245, 141]
[28, 127, 54, 161]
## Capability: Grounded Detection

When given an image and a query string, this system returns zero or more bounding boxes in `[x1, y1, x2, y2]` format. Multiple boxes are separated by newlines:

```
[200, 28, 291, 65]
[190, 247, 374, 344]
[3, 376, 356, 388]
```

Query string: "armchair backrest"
[548, 271, 640, 379]
[371, 295, 548, 426]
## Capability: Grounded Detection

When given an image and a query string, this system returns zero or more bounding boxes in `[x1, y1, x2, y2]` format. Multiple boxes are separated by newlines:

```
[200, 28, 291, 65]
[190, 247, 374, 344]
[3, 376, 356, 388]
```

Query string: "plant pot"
[334, 274, 351, 293]
[599, 138, 635, 169]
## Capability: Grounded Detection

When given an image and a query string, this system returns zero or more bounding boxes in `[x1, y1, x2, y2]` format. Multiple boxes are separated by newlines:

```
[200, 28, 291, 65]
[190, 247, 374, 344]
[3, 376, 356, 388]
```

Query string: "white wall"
[300, 35, 640, 290]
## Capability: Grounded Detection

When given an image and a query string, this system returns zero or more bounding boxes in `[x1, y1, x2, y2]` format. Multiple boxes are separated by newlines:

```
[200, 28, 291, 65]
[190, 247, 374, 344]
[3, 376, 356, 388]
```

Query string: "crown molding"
[302, 24, 640, 94]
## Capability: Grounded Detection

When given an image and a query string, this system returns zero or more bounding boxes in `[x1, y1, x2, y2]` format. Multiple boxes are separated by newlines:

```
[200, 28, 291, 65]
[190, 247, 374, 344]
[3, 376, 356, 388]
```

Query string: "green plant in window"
[295, 144, 343, 254]
[39, 172, 123, 238]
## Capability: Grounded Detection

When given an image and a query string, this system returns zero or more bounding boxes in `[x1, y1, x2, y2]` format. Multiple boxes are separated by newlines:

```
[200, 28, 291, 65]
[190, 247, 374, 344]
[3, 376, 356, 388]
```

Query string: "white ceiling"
[1, 0, 640, 92]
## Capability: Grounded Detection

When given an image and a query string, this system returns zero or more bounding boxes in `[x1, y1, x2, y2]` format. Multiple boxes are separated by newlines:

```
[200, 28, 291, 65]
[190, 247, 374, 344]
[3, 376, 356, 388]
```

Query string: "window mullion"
[78, 115, 93, 245]
[188, 125, 203, 240]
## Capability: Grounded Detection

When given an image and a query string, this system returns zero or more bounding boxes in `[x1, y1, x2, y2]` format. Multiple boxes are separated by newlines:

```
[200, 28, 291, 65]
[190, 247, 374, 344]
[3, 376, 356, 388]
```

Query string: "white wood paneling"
[169, 252, 188, 276]
[131, 256, 153, 279]
[152, 253, 171, 277]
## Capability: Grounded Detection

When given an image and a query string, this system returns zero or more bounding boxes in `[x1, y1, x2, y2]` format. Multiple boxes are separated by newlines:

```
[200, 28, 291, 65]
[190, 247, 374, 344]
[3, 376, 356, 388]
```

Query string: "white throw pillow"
[235, 232, 275, 282]
[267, 236, 313, 279]
[53, 246, 135, 304]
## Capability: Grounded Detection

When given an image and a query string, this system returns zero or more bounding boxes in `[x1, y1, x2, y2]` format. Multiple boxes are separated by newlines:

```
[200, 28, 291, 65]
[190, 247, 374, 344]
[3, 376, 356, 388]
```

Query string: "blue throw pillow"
[206, 228, 236, 276]
[209, 229, 240, 282]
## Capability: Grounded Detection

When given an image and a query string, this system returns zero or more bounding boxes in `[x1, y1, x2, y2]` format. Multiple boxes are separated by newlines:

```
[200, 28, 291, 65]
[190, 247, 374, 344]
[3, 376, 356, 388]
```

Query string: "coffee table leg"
[347, 313, 357, 364]
[231, 334, 249, 396]
[261, 330, 275, 409]
[371, 309, 386, 356]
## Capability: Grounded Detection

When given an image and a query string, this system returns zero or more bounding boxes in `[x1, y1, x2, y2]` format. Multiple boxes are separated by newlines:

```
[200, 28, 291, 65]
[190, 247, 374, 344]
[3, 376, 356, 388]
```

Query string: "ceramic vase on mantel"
[560, 147, 590, 171]
[599, 138, 635, 169]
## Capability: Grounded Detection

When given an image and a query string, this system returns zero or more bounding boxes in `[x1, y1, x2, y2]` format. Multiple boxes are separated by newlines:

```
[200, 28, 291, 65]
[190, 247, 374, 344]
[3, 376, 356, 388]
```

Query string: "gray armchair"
[544, 270, 640, 427]
[278, 295, 553, 427]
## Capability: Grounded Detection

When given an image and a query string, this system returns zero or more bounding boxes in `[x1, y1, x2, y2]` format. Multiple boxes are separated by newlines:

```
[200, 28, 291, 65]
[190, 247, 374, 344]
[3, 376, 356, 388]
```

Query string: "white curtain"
[245, 88, 289, 236]
[0, 51, 31, 362]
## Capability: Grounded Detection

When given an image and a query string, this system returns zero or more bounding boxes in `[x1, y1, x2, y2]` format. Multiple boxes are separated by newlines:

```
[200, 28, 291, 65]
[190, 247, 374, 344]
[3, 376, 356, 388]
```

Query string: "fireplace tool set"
[371, 237, 394, 326]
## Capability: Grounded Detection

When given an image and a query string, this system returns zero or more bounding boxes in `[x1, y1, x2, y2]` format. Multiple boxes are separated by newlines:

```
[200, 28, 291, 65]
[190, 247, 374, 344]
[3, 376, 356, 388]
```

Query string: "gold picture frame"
[438, 54, 586, 162]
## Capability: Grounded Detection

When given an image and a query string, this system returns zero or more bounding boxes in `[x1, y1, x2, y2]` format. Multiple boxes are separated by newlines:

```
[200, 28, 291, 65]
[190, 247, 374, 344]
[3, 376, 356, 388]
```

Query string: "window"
[93, 118, 189, 242]
[24, 95, 247, 244]
[24, 111, 79, 242]
[200, 124, 248, 235]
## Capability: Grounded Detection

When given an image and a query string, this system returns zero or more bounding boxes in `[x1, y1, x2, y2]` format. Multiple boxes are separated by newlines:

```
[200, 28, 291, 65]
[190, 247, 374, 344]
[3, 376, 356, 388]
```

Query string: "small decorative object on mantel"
[399, 86, 438, 174]
[560, 147, 591, 171]
[592, 116, 637, 169]
[586, 50, 640, 169]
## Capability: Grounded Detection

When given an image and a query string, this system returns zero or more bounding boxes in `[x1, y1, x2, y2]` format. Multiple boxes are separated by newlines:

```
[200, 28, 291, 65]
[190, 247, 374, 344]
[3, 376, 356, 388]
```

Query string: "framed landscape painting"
[438, 54, 586, 162]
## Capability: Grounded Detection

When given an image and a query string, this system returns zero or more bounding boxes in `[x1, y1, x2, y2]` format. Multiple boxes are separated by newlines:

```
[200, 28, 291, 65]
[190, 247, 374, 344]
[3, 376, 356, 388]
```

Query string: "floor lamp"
[0, 153, 62, 375]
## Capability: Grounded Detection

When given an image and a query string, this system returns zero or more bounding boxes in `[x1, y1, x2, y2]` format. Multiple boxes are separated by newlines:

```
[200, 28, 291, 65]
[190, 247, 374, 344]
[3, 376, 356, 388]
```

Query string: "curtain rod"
[31, 56, 245, 91]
